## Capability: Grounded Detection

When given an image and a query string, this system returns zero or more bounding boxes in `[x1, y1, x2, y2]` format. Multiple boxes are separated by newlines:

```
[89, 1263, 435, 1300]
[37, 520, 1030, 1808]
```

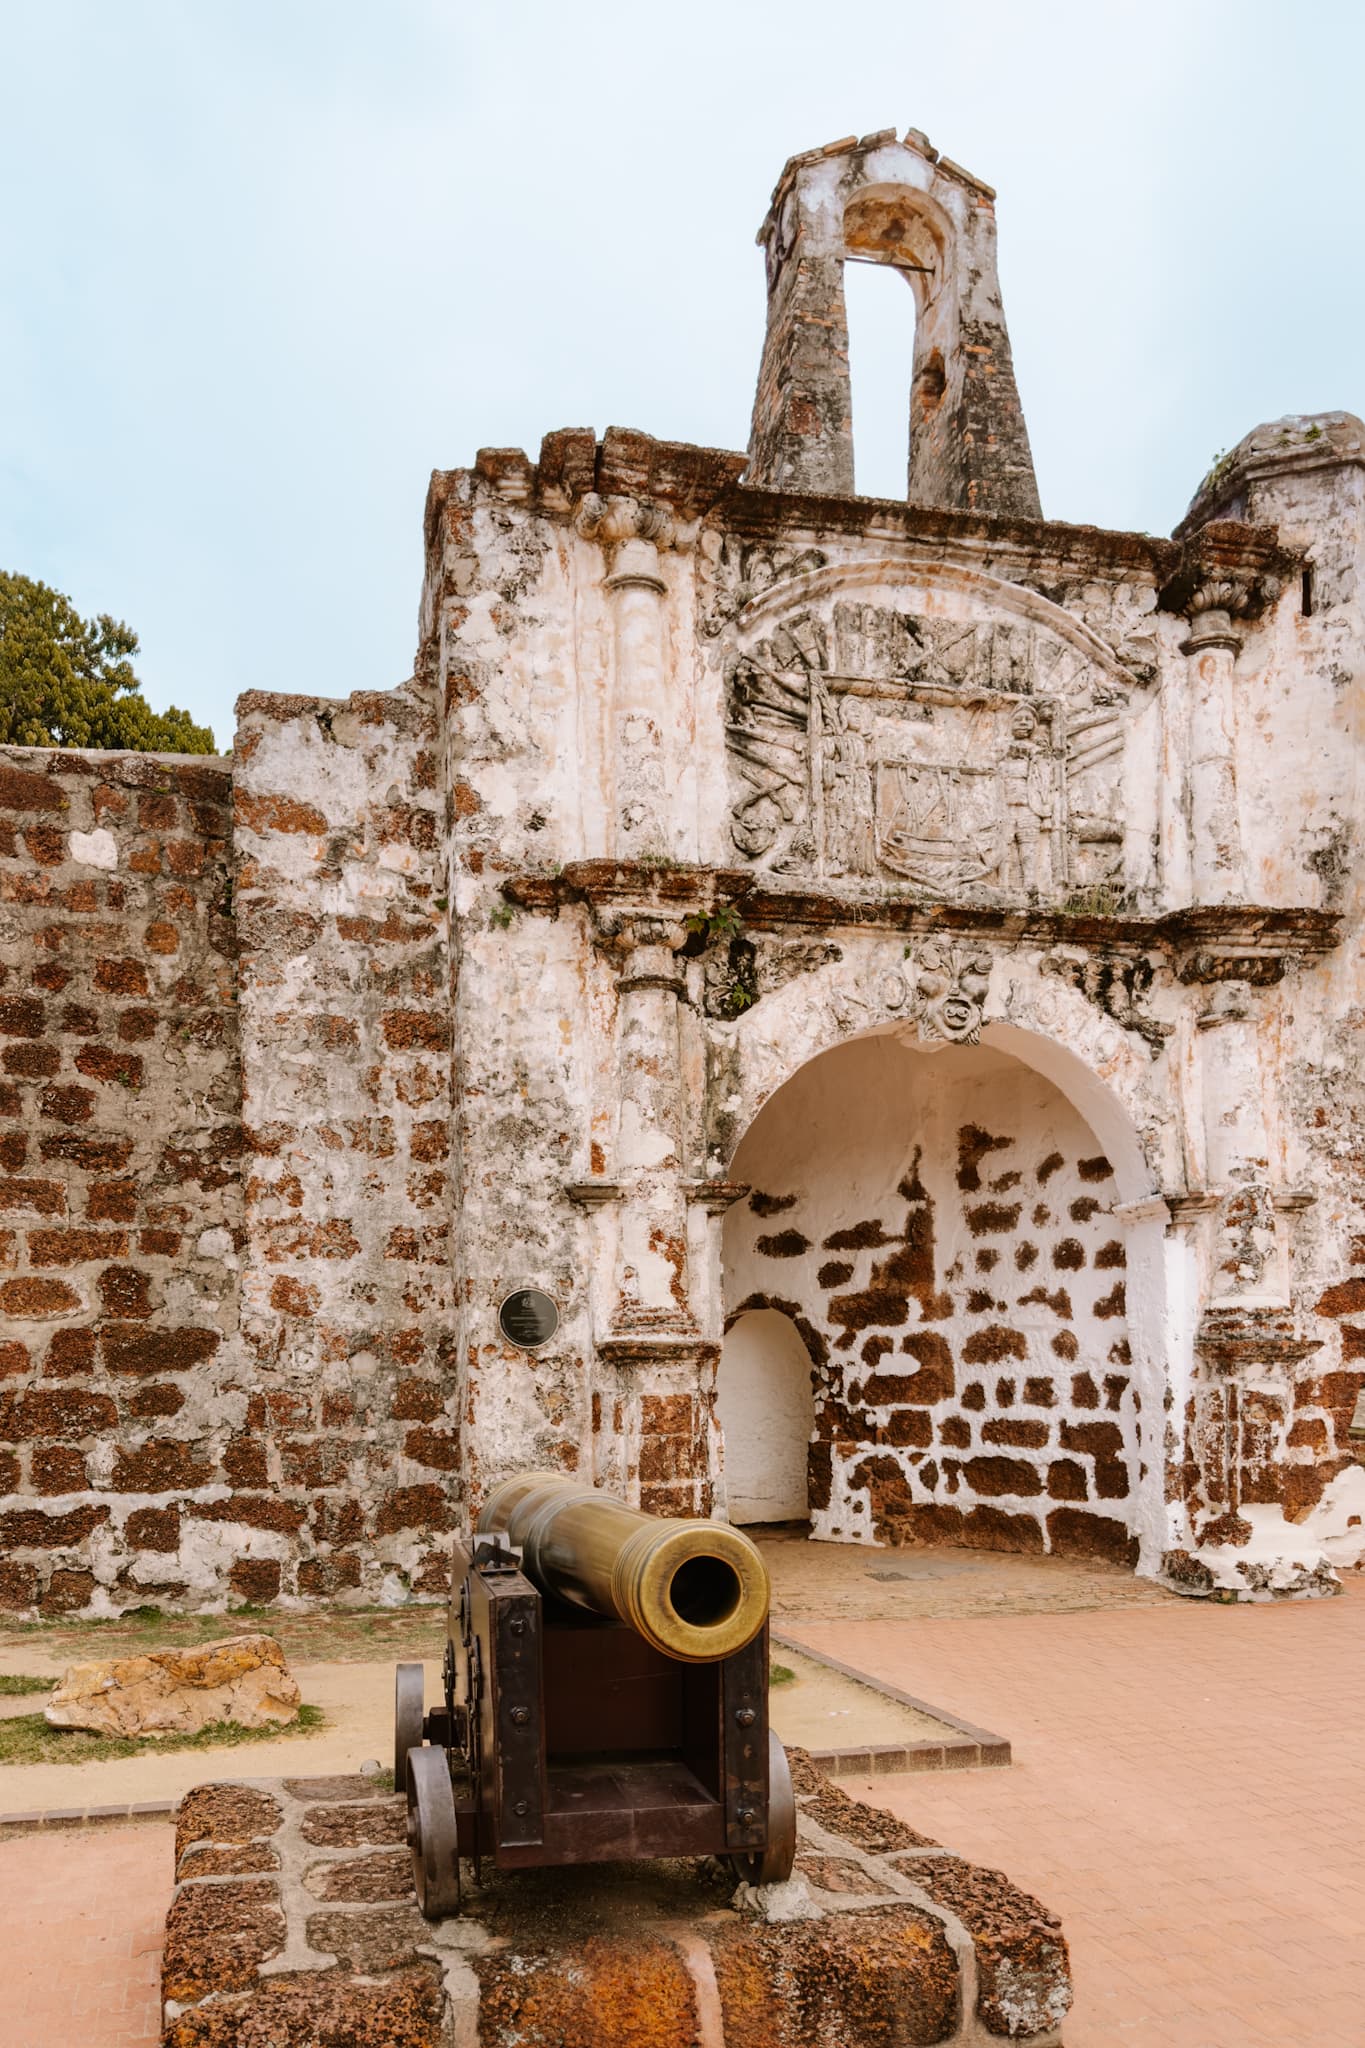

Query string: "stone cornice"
[502, 862, 1340, 983]
[428, 429, 1304, 598]
[426, 428, 750, 540]
[1194, 1306, 1322, 1370]
[684, 1178, 752, 1213]
[596, 1332, 718, 1368]
[711, 483, 1183, 585]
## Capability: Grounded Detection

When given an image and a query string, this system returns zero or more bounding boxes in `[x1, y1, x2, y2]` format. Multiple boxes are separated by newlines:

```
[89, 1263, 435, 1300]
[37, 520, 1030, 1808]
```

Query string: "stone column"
[576, 494, 676, 859]
[1181, 582, 1248, 904]
[1178, 980, 1323, 1591]
[586, 908, 719, 1514]
[604, 913, 697, 1345]
[1111, 1195, 1179, 1576]
[1196, 981, 1283, 1310]
[572, 496, 723, 1508]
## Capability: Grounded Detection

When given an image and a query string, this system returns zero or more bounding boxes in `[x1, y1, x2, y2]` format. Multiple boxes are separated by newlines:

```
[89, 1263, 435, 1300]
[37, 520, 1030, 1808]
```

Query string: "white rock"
[68, 828, 117, 870]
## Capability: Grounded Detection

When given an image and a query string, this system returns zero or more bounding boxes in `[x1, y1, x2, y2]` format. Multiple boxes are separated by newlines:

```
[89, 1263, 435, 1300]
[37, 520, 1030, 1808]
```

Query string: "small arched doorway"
[716, 1308, 816, 1525]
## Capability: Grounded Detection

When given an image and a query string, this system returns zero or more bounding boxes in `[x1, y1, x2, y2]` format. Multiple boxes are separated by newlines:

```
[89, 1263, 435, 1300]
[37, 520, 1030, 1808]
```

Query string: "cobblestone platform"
[160, 1752, 1072, 2046]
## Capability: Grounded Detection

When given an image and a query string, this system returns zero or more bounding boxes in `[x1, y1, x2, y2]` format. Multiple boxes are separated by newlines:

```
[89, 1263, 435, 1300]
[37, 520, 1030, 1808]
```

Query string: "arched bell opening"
[843, 258, 921, 502]
[720, 1026, 1159, 1572]
[841, 181, 948, 503]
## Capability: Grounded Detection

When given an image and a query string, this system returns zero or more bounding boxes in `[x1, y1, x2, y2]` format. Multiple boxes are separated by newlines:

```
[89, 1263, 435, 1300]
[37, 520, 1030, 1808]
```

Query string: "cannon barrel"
[477, 1472, 769, 1665]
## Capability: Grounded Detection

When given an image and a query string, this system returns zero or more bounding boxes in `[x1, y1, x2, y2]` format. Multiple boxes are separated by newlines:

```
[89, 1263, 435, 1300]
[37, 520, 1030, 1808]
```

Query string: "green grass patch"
[1, 1602, 448, 1667]
[0, 1701, 326, 1768]
[0, 1674, 54, 1697]
[769, 1662, 797, 1687]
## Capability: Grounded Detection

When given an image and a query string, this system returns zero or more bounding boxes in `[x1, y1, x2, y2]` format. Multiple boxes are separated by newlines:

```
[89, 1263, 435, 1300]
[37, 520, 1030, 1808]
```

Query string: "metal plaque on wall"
[498, 1288, 560, 1351]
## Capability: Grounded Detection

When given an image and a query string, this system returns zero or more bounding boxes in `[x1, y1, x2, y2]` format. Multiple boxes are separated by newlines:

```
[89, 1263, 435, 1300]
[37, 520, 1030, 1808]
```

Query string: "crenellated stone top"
[1177, 411, 1365, 535]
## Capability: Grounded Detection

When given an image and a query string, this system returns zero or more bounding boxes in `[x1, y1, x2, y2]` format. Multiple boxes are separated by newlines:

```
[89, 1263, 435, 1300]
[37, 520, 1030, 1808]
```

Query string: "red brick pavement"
[794, 1573, 1365, 2048]
[1, 1578, 1360, 2046]
[0, 1823, 170, 2048]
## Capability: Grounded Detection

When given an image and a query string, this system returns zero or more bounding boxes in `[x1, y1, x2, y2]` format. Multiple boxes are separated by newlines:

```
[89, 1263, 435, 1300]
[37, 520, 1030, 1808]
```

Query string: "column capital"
[1180, 579, 1257, 655]
[1194, 979, 1256, 1028]
[592, 906, 689, 968]
[575, 492, 677, 587]
[1158, 526, 1292, 654]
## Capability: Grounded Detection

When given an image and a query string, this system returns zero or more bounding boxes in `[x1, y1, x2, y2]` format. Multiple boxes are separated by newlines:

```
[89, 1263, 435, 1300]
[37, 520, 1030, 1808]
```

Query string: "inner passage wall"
[721, 1033, 1139, 1566]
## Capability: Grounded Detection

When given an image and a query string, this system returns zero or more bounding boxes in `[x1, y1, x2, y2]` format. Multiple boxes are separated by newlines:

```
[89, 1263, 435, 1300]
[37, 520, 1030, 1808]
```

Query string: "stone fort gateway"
[3, 127, 1364, 1621]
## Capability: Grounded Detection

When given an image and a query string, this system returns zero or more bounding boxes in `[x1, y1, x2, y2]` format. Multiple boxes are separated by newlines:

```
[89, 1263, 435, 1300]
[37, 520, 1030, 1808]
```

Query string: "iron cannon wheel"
[731, 1732, 797, 1888]
[394, 1661, 426, 1787]
[406, 1743, 462, 1920]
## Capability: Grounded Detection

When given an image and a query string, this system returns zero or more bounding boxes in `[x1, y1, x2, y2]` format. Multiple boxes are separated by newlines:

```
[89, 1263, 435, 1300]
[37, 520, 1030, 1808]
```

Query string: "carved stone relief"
[1040, 951, 1173, 1060]
[698, 935, 843, 1020]
[698, 535, 830, 639]
[912, 943, 993, 1044]
[786, 945, 994, 1048]
[724, 592, 1134, 903]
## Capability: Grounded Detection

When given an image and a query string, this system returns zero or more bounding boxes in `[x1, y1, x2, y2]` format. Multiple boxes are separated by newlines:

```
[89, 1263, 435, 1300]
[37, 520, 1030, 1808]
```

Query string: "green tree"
[0, 570, 215, 753]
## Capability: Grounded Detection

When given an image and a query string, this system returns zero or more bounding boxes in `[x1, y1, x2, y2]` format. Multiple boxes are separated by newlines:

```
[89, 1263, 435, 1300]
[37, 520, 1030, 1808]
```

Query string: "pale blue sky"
[2, 2, 1361, 752]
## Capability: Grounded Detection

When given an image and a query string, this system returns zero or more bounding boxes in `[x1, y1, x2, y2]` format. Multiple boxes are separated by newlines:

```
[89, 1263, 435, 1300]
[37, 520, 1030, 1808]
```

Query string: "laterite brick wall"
[0, 748, 241, 1615]
[231, 684, 455, 1607]
[0, 696, 459, 1619]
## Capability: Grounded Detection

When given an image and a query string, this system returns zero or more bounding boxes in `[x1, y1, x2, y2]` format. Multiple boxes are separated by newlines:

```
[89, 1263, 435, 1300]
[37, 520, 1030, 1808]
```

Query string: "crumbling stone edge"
[773, 1627, 1012, 1773]
[0, 1795, 174, 1836]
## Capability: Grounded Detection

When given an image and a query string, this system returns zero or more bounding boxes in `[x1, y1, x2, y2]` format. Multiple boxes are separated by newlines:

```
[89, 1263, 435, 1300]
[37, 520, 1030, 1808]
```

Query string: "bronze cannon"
[394, 1472, 797, 1917]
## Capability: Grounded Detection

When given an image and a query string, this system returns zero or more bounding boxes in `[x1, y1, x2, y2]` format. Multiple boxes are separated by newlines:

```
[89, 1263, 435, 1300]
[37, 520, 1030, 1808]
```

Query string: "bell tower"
[747, 126, 1041, 519]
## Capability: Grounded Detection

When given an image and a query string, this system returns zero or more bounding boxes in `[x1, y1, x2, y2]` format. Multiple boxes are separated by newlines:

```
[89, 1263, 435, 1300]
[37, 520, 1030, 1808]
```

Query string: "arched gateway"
[3, 130, 1363, 1620]
[718, 1027, 1157, 1567]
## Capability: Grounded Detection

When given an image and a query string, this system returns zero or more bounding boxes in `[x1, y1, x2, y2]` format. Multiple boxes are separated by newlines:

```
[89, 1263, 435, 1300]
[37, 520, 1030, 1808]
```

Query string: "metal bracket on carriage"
[470, 1534, 523, 1574]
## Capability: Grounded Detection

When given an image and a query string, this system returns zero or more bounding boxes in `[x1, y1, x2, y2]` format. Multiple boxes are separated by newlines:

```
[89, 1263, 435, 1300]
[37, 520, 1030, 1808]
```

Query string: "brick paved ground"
[797, 1573, 1365, 2048]
[1, 1569, 1359, 2047]
[0, 1824, 170, 2048]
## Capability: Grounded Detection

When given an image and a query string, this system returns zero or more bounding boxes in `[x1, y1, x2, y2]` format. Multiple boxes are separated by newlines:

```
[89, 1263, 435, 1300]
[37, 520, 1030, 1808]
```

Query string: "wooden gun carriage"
[394, 1472, 796, 1917]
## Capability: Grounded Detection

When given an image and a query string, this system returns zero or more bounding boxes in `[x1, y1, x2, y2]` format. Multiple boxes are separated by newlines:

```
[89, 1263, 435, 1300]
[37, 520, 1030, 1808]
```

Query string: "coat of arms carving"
[724, 592, 1134, 903]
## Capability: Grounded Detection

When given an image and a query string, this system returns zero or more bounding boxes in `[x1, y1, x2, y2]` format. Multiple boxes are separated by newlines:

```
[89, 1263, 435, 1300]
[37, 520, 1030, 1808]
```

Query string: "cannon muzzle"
[478, 1472, 769, 1664]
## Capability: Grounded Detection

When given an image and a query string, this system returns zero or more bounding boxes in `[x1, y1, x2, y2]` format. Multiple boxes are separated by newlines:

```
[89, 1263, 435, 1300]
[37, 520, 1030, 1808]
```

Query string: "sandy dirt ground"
[0, 1658, 439, 1811]
[759, 1527, 1174, 1621]
[0, 1538, 1154, 1808]
[0, 1628, 964, 1811]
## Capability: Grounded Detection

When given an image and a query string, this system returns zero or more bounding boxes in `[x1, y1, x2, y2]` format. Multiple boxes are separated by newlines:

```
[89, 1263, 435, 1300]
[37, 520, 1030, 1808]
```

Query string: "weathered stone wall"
[230, 684, 455, 1606]
[461, 397, 1365, 1601]
[0, 749, 240, 1616]
[3, 137, 1362, 1613]
[0, 691, 464, 1617]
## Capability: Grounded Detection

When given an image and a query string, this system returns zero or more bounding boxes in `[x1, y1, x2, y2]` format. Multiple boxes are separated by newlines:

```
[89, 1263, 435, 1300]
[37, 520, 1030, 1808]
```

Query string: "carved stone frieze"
[698, 934, 843, 1020]
[697, 533, 830, 638]
[1180, 952, 1284, 987]
[1041, 950, 1173, 1059]
[792, 944, 994, 1047]
[723, 590, 1134, 904]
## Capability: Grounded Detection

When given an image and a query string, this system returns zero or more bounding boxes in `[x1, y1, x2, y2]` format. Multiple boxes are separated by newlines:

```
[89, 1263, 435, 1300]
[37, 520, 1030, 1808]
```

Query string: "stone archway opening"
[721, 1028, 1145, 1569]
[715, 1308, 817, 1526]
